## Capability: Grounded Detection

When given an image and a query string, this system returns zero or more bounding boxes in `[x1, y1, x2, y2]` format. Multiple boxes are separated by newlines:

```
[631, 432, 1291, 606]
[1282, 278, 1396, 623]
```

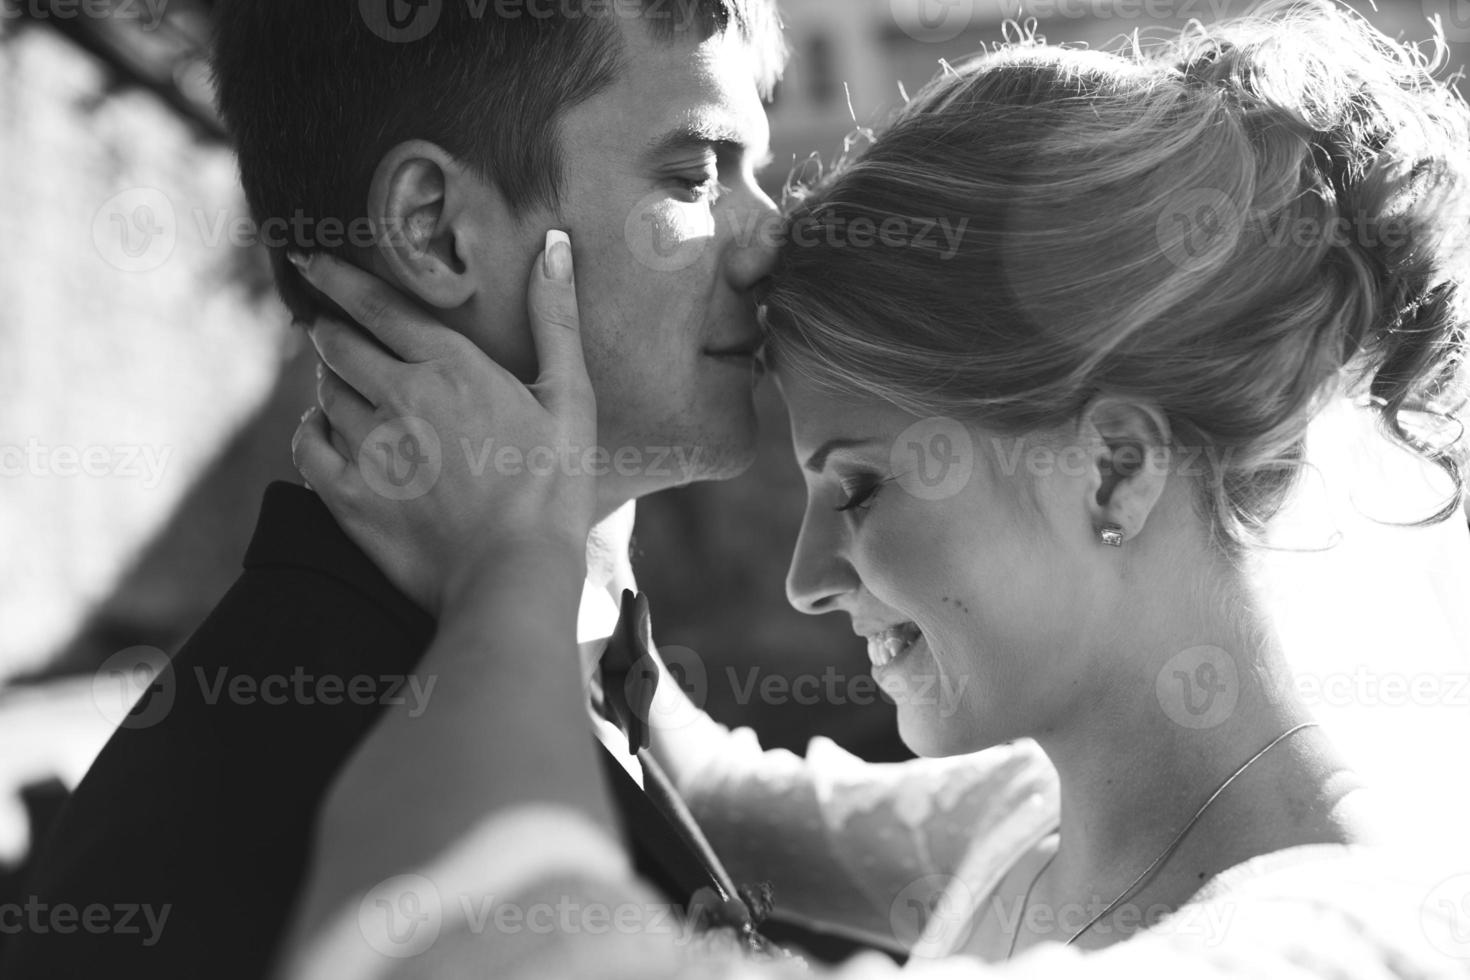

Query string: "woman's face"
[778, 370, 1110, 757]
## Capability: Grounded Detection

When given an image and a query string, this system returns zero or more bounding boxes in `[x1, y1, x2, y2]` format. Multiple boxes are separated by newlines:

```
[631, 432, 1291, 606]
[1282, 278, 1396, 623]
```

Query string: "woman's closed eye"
[835, 474, 892, 514]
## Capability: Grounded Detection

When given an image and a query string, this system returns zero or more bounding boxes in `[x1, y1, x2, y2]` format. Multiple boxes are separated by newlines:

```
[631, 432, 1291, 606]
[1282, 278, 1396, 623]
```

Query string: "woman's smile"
[860, 621, 924, 671]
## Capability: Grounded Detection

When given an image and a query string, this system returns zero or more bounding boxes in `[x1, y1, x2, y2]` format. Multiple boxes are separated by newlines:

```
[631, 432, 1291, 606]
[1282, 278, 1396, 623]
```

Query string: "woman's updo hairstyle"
[763, 0, 1470, 555]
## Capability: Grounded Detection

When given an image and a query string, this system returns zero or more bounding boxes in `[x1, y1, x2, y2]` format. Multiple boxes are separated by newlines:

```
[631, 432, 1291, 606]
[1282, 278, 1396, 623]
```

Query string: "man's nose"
[724, 185, 782, 293]
[785, 515, 858, 616]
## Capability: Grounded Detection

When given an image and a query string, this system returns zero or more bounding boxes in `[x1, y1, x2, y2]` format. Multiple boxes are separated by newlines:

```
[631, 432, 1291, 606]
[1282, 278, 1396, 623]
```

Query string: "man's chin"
[672, 433, 759, 487]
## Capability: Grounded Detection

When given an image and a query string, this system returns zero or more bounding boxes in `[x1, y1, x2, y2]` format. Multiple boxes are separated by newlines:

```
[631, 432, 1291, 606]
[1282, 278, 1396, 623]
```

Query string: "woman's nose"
[785, 514, 858, 615]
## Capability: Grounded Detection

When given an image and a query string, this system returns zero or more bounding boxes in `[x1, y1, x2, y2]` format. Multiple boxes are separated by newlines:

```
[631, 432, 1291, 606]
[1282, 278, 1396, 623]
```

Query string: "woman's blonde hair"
[764, 0, 1470, 555]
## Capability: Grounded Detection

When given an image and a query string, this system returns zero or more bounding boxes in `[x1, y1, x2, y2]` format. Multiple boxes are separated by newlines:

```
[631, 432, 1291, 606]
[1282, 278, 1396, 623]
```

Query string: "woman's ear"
[1076, 394, 1173, 545]
[366, 140, 491, 310]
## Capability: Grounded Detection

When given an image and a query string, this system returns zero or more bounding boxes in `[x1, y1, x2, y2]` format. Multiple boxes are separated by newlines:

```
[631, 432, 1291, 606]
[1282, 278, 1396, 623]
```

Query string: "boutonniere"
[599, 589, 659, 754]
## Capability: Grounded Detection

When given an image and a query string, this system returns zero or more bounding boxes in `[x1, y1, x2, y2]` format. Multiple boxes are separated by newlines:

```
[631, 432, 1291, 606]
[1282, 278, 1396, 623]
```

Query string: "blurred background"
[2, 0, 1468, 933]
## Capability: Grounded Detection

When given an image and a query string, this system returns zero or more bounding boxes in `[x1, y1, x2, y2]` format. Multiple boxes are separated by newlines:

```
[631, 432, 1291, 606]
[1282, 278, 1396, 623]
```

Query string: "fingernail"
[543, 230, 572, 282]
[287, 251, 313, 274]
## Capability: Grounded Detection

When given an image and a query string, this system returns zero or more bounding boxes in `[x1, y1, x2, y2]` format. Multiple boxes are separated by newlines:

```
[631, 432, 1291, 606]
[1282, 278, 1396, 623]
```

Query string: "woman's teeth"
[866, 623, 922, 669]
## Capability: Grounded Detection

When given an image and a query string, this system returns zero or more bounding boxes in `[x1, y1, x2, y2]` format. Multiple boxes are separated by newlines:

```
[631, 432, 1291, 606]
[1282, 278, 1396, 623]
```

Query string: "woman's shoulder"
[1158, 841, 1470, 973]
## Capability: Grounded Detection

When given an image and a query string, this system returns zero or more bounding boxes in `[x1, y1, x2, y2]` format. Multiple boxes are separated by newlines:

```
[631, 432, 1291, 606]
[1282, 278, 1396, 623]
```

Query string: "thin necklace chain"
[1005, 721, 1320, 960]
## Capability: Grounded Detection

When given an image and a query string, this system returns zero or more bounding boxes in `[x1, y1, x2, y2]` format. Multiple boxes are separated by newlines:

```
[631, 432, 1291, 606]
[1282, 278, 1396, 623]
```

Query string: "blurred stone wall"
[0, 21, 291, 685]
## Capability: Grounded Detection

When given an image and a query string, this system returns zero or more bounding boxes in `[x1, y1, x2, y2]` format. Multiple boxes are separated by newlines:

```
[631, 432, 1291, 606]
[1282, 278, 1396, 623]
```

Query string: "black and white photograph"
[2, 0, 1470, 976]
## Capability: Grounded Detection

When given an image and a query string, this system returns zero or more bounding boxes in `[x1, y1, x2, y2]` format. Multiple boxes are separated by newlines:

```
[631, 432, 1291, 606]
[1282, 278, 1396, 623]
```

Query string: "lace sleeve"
[665, 714, 1060, 952]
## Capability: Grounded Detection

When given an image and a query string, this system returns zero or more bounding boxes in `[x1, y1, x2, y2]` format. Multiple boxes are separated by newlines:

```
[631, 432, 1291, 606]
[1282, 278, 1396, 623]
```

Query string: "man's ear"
[367, 140, 493, 310]
[1076, 395, 1173, 545]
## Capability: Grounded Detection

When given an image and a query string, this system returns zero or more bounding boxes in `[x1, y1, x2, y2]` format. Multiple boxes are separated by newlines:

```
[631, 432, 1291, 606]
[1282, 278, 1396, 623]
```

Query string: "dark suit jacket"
[0, 483, 716, 979]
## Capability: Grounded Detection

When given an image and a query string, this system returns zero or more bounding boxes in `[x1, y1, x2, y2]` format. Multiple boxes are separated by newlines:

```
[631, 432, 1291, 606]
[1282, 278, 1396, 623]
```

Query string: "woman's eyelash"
[835, 477, 890, 513]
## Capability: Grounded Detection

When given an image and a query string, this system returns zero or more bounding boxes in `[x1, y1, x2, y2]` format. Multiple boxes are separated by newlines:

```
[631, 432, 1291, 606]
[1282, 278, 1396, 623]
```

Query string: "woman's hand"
[288, 231, 595, 615]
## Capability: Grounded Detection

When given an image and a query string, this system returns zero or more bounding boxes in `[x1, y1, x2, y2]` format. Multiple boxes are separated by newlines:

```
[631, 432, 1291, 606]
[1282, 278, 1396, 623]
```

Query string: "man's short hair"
[211, 0, 785, 320]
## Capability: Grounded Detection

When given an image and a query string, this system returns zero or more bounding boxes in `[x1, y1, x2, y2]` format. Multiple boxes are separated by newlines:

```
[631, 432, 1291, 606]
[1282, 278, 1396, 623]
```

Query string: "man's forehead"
[612, 21, 770, 153]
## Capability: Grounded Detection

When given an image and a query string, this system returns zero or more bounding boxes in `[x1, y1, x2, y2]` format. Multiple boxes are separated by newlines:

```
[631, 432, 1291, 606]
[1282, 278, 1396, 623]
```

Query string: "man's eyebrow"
[804, 438, 879, 473]
[645, 121, 766, 160]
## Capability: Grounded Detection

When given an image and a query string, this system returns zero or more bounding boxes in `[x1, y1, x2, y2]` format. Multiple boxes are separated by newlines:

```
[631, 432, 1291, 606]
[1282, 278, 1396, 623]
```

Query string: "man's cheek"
[623, 196, 716, 274]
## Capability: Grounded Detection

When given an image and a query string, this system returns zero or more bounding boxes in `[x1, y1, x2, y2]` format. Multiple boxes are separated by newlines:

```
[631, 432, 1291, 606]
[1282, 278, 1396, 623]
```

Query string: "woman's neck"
[1027, 571, 1375, 948]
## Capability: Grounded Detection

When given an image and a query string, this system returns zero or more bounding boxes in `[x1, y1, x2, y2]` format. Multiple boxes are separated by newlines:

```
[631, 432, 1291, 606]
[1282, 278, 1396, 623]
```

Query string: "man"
[0, 2, 787, 976]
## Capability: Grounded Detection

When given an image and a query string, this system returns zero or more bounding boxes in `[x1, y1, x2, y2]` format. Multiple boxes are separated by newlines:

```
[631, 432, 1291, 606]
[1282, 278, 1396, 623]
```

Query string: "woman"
[278, 1, 1470, 976]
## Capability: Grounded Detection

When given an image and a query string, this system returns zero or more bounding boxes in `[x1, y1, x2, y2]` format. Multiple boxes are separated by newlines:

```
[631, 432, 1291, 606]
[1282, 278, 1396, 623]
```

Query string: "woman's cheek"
[853, 494, 959, 612]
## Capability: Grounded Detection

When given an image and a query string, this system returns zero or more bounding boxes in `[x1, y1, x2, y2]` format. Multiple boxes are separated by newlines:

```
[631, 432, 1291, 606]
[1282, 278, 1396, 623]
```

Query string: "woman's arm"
[277, 236, 625, 960]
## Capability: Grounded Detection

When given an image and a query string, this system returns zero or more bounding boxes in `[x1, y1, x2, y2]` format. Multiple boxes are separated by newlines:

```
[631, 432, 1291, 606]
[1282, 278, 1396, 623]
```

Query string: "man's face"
[552, 19, 780, 499]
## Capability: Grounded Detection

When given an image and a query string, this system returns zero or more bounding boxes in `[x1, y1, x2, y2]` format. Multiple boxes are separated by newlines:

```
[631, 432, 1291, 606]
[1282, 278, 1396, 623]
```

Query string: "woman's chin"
[895, 713, 989, 758]
[876, 633, 985, 757]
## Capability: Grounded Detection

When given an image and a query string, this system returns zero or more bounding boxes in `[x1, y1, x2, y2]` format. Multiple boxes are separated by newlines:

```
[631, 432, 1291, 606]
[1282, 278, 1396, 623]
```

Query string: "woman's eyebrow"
[804, 438, 878, 474]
